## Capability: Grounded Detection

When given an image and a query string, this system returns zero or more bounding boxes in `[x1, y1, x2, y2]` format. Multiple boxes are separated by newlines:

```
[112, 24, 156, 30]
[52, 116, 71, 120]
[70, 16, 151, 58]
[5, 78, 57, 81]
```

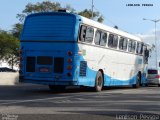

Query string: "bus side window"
[94, 30, 101, 45]
[94, 30, 107, 46]
[128, 40, 132, 52]
[140, 44, 143, 54]
[79, 25, 94, 43]
[85, 27, 94, 43]
[80, 26, 87, 42]
[131, 41, 136, 53]
[108, 34, 118, 49]
[136, 42, 143, 54]
[119, 37, 128, 51]
[143, 46, 149, 64]
[128, 40, 136, 53]
[100, 32, 107, 46]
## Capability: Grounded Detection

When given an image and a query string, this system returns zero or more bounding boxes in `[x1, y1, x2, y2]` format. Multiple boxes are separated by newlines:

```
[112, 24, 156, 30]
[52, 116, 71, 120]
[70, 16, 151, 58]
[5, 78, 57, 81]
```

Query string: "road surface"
[0, 84, 159, 120]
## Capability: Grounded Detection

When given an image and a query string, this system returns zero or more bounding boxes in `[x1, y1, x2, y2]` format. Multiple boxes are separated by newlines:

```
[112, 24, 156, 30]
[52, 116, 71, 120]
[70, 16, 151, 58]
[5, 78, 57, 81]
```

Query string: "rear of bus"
[19, 12, 81, 87]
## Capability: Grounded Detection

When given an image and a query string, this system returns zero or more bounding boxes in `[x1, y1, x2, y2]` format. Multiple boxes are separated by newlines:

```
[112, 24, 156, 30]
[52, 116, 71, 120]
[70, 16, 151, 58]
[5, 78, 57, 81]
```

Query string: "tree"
[17, 1, 62, 22]
[17, 1, 104, 23]
[14, 1, 104, 39]
[11, 23, 23, 39]
[0, 31, 19, 69]
[78, 9, 104, 23]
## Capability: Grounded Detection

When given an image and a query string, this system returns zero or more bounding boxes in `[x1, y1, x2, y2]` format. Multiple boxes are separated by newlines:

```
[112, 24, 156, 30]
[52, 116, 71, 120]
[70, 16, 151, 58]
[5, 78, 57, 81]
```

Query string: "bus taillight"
[67, 58, 72, 63]
[67, 73, 72, 77]
[67, 65, 72, 70]
[67, 51, 72, 56]
[155, 75, 160, 78]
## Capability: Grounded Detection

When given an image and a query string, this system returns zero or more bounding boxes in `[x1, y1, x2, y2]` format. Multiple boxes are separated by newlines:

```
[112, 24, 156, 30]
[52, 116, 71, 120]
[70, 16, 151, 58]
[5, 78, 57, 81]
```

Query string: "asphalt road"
[0, 84, 160, 120]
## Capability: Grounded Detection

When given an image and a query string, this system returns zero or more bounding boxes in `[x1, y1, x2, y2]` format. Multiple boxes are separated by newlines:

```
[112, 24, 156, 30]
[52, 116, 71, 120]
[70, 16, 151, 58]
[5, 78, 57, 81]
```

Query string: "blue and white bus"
[19, 11, 150, 91]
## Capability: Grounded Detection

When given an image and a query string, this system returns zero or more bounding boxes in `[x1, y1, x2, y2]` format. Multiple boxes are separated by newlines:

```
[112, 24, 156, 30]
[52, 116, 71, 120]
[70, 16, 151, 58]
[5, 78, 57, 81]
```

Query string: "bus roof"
[79, 16, 142, 42]
[23, 12, 142, 42]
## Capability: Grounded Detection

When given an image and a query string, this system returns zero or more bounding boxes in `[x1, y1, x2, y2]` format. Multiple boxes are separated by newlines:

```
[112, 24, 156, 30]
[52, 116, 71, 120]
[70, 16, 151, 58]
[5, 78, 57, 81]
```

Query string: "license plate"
[39, 68, 50, 72]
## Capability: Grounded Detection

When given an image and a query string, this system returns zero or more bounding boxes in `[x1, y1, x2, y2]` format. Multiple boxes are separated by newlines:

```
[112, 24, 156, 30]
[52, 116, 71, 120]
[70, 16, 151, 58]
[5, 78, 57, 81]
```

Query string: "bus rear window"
[148, 70, 158, 74]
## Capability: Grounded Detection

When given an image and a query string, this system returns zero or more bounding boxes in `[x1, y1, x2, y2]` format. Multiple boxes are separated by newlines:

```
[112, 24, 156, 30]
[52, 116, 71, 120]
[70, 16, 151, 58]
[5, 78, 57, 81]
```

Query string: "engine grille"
[79, 61, 87, 76]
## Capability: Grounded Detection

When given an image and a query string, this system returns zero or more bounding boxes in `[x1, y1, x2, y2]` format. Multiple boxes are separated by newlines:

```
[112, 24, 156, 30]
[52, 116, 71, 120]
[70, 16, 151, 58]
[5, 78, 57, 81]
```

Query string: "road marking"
[0, 96, 68, 105]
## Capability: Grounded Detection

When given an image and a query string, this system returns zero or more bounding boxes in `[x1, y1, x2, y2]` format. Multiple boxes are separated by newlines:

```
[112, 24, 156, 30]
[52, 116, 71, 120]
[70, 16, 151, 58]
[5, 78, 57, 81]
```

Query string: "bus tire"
[94, 71, 103, 92]
[158, 84, 160, 87]
[132, 74, 141, 88]
[49, 85, 66, 92]
[144, 83, 148, 87]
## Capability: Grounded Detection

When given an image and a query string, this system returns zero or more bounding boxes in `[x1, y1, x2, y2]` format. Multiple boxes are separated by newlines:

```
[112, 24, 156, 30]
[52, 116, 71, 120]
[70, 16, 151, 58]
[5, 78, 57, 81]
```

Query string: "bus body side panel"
[77, 42, 146, 87]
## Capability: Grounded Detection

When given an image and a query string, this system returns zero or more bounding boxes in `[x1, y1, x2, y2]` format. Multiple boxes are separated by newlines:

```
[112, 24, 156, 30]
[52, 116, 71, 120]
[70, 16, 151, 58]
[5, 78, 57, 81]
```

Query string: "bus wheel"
[158, 84, 160, 87]
[144, 83, 148, 87]
[94, 71, 103, 92]
[132, 74, 140, 88]
[49, 85, 66, 92]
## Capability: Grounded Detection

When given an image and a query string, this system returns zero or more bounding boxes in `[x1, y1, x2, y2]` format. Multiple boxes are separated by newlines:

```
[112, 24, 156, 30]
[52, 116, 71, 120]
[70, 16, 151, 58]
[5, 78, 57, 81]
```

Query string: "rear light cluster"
[67, 51, 72, 77]
[155, 75, 160, 78]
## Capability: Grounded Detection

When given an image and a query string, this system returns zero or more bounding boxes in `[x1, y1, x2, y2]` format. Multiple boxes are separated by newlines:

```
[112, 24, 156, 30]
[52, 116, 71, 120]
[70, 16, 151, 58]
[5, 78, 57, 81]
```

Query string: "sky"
[0, 0, 160, 68]
[0, 0, 160, 34]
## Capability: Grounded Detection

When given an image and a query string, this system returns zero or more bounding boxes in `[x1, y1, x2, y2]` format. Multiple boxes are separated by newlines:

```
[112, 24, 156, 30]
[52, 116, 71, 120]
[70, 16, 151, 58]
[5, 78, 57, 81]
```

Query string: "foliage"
[16, 1, 103, 23]
[16, 1, 62, 22]
[78, 9, 104, 23]
[0, 30, 19, 69]
[11, 23, 23, 39]
[14, 1, 104, 39]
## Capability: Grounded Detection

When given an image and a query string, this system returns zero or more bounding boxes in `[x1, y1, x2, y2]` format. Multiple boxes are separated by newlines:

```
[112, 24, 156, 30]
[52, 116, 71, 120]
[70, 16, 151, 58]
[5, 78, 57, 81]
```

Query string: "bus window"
[94, 30, 107, 46]
[108, 34, 118, 49]
[80, 26, 87, 42]
[143, 45, 149, 64]
[100, 32, 107, 46]
[136, 42, 143, 54]
[119, 37, 128, 51]
[79, 25, 94, 43]
[94, 30, 101, 45]
[128, 40, 136, 53]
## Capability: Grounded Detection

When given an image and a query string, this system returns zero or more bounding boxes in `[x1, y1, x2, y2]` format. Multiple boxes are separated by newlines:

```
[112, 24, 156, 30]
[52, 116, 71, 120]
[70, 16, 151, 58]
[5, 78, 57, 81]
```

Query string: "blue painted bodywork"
[20, 12, 147, 87]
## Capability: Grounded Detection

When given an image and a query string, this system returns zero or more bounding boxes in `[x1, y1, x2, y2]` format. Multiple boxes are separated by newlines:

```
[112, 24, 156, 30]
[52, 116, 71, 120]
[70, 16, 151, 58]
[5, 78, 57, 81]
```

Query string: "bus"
[19, 11, 150, 92]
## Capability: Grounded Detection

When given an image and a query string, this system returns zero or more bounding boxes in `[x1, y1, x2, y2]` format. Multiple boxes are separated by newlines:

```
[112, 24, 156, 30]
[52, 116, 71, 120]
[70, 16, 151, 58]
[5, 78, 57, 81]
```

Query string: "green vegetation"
[0, 30, 19, 69]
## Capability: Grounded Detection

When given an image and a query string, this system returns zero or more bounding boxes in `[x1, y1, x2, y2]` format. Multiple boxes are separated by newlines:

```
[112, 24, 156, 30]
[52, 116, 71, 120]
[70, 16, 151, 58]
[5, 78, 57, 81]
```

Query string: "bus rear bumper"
[19, 77, 78, 86]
